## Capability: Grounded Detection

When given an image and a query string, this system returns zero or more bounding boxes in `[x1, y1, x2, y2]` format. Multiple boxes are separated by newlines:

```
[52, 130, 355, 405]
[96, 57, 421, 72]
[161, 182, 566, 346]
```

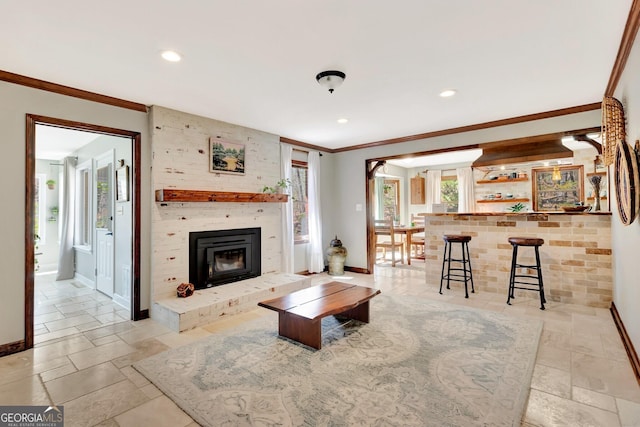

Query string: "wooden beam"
[605, 0, 640, 96]
[0, 70, 147, 112]
[156, 189, 288, 203]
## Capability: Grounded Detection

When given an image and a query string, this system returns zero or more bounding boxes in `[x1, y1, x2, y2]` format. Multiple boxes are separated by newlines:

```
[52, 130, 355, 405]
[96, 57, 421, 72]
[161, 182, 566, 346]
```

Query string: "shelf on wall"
[476, 177, 529, 184]
[155, 189, 288, 203]
[477, 198, 530, 204]
[587, 196, 608, 201]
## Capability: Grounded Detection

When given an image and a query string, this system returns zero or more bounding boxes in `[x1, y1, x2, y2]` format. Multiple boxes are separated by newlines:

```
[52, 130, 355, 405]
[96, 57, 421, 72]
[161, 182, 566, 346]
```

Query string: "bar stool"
[440, 235, 474, 298]
[507, 237, 547, 310]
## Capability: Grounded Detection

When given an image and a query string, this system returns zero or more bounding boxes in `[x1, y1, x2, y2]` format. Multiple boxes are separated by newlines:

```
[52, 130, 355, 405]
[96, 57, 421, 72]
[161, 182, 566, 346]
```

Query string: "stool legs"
[439, 242, 449, 294]
[534, 246, 547, 310]
[507, 244, 545, 310]
[440, 240, 474, 298]
[464, 241, 475, 296]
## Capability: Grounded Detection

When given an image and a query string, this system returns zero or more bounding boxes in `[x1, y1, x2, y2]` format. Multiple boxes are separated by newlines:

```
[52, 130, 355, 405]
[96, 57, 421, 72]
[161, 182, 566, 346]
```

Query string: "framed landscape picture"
[209, 138, 245, 175]
[532, 165, 584, 211]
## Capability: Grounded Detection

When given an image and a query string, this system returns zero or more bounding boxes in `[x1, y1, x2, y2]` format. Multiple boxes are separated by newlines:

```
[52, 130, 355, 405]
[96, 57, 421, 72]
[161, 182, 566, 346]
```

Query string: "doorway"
[25, 114, 143, 350]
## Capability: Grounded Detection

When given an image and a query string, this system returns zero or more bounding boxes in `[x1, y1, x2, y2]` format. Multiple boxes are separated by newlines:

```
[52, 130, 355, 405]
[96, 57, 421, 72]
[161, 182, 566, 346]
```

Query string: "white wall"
[330, 110, 602, 269]
[34, 159, 60, 272]
[0, 81, 149, 346]
[611, 34, 640, 355]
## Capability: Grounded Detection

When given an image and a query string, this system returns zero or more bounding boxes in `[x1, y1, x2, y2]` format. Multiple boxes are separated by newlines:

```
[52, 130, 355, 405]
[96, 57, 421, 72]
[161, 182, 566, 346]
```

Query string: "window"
[292, 161, 308, 243]
[75, 160, 92, 248]
[383, 179, 400, 220]
[441, 176, 459, 212]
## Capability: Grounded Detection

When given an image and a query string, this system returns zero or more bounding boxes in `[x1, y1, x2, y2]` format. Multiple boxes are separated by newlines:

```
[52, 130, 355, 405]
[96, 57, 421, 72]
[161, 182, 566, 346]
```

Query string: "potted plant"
[46, 179, 56, 190]
[262, 178, 291, 194]
[275, 178, 291, 194]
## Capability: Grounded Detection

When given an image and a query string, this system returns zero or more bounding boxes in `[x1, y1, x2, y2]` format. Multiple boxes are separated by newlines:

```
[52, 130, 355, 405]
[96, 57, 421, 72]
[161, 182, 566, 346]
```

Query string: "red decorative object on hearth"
[177, 282, 195, 298]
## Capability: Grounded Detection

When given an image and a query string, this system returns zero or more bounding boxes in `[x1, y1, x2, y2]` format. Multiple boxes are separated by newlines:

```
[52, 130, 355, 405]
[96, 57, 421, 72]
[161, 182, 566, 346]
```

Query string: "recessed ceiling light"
[439, 89, 457, 97]
[161, 50, 182, 62]
[337, 118, 348, 124]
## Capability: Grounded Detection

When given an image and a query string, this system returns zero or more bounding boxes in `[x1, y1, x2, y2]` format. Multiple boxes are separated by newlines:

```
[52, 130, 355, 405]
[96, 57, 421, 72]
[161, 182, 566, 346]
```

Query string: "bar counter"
[420, 212, 612, 308]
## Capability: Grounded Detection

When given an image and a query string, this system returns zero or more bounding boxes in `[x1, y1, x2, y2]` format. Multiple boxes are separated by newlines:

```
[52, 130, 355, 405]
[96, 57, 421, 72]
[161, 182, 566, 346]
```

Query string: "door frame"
[25, 114, 144, 350]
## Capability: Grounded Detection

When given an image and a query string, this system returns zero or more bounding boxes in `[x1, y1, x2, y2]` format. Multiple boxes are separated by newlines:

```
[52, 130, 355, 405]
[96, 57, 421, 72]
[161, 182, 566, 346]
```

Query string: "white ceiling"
[1, 1, 632, 150]
[36, 125, 100, 160]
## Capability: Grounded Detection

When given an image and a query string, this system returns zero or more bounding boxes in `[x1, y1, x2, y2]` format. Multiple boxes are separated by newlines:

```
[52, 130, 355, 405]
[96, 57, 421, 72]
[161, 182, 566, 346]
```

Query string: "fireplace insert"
[189, 227, 261, 290]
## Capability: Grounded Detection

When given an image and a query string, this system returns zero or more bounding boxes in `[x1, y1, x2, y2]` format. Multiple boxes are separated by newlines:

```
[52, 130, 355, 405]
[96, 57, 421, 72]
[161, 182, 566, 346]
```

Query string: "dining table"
[374, 224, 425, 265]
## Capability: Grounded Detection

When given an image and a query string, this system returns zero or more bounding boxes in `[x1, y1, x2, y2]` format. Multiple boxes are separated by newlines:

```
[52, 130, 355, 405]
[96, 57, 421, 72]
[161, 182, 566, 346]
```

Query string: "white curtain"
[456, 167, 476, 213]
[425, 170, 441, 212]
[307, 151, 324, 273]
[56, 156, 76, 280]
[280, 144, 294, 273]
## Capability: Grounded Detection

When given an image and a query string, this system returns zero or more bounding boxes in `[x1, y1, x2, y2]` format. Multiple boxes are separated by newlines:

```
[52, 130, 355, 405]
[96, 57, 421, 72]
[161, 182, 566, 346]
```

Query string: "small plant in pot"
[262, 178, 291, 194]
[46, 179, 56, 190]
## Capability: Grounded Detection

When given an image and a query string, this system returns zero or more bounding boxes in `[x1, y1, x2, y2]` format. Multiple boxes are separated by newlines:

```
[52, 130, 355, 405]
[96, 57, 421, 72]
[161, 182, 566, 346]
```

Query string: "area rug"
[134, 294, 542, 426]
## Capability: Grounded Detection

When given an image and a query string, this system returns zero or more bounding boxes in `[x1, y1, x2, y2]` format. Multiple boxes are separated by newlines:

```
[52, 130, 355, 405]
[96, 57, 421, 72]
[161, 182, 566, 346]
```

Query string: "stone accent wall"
[422, 213, 612, 307]
[151, 106, 283, 300]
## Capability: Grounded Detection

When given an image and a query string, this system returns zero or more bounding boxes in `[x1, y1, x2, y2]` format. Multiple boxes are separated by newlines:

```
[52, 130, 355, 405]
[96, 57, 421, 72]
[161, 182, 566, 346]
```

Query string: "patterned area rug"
[134, 294, 542, 426]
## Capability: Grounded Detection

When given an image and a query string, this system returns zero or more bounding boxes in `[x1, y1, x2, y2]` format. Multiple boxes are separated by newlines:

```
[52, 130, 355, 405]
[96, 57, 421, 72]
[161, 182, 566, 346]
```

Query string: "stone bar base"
[421, 212, 612, 308]
[152, 273, 312, 331]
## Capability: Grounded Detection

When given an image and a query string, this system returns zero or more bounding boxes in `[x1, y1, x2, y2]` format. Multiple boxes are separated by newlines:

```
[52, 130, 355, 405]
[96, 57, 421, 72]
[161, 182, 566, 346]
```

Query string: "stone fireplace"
[189, 227, 261, 290]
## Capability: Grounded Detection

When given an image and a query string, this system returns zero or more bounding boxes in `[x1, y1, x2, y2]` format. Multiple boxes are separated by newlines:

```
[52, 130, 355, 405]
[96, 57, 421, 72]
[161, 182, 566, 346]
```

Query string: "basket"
[601, 96, 626, 166]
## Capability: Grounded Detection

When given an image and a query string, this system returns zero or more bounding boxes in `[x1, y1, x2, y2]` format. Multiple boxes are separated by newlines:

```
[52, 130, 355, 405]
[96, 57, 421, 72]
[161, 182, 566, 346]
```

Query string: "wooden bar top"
[419, 212, 611, 216]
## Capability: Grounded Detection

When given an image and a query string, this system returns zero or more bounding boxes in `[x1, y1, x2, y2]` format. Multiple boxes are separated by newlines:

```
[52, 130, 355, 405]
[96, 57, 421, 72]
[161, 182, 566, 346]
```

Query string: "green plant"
[46, 179, 56, 189]
[508, 202, 526, 212]
[262, 178, 291, 193]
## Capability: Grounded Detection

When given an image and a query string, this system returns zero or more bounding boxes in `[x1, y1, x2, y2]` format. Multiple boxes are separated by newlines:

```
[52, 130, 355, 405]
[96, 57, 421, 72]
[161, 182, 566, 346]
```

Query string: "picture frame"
[116, 165, 129, 202]
[209, 138, 245, 175]
[532, 165, 584, 211]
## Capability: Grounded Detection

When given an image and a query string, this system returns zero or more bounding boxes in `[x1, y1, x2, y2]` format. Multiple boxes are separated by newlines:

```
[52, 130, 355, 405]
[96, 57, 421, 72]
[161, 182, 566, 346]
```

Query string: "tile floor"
[1, 264, 639, 426]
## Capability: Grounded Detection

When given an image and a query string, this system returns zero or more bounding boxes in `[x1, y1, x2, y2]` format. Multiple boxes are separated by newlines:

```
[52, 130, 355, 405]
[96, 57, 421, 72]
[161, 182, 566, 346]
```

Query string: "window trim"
[74, 159, 93, 251]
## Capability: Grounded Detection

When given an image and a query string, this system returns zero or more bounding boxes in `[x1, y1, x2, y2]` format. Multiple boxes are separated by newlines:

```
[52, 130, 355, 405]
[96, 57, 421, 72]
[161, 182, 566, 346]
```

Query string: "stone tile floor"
[0, 264, 638, 426]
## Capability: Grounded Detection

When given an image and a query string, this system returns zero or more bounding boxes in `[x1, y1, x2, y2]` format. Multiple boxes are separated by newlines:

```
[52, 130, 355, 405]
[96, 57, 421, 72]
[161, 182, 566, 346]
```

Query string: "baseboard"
[345, 266, 369, 274]
[610, 301, 640, 386]
[0, 339, 26, 357]
[112, 294, 130, 312]
[74, 272, 95, 289]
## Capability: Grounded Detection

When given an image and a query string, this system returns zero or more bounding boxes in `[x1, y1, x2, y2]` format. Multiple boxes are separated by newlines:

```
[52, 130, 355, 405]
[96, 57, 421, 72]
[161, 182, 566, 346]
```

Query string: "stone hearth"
[152, 273, 312, 332]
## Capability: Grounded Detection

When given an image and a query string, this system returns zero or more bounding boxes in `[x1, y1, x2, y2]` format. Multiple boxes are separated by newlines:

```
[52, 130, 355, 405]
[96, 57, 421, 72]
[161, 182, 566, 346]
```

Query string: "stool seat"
[440, 235, 474, 298]
[508, 237, 544, 246]
[443, 234, 472, 243]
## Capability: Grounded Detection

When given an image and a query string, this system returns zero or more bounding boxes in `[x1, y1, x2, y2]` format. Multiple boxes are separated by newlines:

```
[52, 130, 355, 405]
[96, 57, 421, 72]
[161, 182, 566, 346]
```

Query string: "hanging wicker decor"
[614, 139, 639, 225]
[602, 96, 626, 166]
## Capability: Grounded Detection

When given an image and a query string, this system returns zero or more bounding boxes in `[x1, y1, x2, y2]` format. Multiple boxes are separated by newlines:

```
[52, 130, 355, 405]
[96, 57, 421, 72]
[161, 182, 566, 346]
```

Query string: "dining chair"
[410, 214, 426, 257]
[374, 219, 405, 267]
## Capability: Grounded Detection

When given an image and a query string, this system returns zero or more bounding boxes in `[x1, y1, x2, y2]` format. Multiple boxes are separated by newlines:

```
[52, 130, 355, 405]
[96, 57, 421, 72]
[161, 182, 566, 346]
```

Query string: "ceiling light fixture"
[337, 118, 348, 124]
[316, 70, 346, 93]
[161, 50, 182, 62]
[439, 89, 457, 97]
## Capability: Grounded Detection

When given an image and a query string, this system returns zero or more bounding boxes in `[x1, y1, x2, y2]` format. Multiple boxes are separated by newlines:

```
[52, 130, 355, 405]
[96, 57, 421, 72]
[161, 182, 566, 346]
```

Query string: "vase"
[593, 191, 601, 212]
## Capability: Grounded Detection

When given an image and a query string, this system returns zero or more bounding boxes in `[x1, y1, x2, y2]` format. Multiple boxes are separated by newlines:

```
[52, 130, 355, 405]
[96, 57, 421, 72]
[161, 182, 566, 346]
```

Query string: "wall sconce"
[552, 165, 562, 181]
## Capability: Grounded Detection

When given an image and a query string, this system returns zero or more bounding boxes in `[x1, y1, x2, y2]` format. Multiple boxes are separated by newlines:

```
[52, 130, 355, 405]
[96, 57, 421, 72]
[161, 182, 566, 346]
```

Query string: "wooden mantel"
[155, 189, 288, 203]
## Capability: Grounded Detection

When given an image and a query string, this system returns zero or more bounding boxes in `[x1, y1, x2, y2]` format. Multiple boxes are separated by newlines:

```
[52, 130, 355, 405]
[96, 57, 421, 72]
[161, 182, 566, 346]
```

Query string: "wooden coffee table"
[258, 281, 381, 349]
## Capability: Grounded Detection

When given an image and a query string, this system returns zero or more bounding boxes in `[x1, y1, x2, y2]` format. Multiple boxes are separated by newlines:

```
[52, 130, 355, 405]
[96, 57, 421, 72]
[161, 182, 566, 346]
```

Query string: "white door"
[95, 151, 114, 297]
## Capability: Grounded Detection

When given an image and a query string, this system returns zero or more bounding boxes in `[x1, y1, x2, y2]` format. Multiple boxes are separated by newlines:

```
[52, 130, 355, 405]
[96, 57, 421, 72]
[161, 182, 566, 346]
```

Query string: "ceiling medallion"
[316, 70, 346, 93]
